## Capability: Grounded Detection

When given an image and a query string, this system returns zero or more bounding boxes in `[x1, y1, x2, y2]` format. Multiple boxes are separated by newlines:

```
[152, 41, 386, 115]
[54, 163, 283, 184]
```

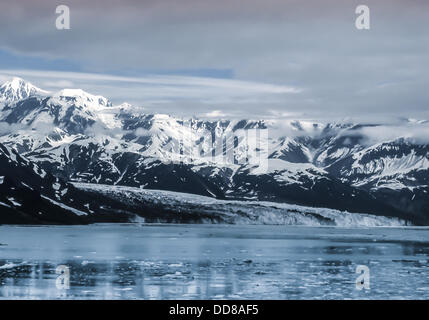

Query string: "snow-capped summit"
[50, 88, 112, 109]
[0, 77, 49, 103]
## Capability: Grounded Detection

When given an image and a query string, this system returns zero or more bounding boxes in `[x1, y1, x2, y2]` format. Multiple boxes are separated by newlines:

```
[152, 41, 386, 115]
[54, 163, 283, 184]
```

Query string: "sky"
[0, 0, 428, 121]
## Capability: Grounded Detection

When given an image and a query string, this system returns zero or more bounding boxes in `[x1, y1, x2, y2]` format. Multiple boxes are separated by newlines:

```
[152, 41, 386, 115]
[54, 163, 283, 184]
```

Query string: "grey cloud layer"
[0, 0, 428, 120]
[0, 69, 301, 119]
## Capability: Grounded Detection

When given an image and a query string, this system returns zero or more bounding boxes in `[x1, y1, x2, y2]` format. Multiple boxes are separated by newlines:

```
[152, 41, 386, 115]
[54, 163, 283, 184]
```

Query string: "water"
[0, 224, 428, 300]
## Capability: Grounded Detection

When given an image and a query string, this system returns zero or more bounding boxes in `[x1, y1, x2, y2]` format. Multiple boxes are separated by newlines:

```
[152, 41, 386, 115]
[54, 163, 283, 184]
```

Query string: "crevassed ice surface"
[0, 224, 428, 300]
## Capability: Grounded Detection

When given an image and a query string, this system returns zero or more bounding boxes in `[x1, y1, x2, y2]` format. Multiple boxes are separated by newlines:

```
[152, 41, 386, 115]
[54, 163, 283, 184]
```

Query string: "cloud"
[204, 110, 228, 118]
[0, 0, 428, 120]
[0, 69, 301, 118]
[356, 122, 429, 145]
[0, 122, 26, 135]
[134, 128, 150, 137]
[42, 80, 74, 88]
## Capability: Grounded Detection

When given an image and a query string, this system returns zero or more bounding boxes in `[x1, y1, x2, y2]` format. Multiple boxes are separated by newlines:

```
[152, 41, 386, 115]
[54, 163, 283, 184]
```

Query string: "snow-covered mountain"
[0, 142, 89, 224]
[0, 77, 428, 225]
[0, 77, 48, 103]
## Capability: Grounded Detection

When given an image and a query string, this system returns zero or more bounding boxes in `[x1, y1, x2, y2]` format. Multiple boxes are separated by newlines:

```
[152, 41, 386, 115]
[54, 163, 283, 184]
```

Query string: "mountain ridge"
[0, 77, 428, 225]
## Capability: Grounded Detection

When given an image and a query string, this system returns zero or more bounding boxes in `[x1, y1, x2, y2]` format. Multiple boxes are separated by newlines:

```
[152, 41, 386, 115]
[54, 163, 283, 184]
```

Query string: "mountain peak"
[9, 77, 25, 85]
[56, 88, 91, 97]
[52, 88, 112, 108]
[0, 77, 49, 103]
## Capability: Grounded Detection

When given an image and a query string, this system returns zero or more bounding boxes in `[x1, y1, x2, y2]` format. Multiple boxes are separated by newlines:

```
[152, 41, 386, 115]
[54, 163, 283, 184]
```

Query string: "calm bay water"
[0, 224, 428, 300]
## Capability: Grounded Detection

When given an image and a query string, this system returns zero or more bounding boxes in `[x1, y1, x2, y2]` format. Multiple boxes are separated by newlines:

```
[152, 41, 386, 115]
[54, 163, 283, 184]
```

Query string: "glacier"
[73, 182, 406, 227]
